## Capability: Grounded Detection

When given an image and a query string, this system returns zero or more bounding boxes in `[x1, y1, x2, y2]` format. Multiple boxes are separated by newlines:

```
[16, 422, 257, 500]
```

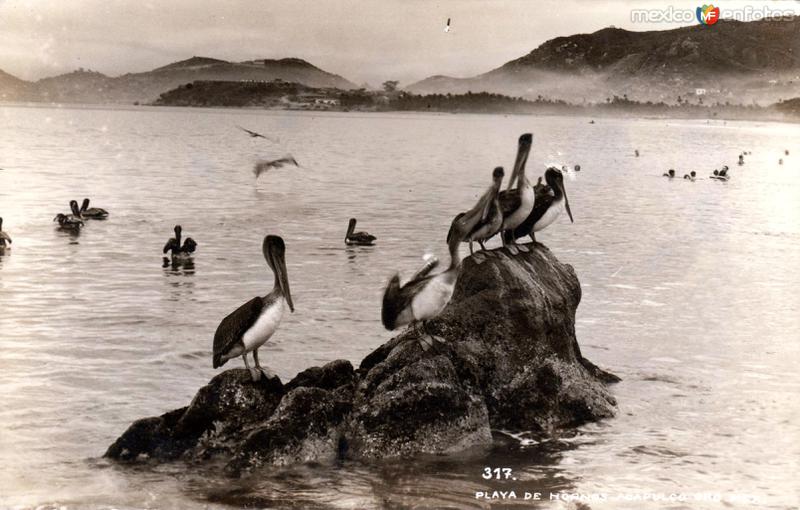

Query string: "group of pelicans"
[213, 132, 575, 381]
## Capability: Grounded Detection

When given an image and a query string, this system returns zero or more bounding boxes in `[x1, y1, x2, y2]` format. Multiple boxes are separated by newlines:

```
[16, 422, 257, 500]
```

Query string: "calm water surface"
[0, 106, 798, 509]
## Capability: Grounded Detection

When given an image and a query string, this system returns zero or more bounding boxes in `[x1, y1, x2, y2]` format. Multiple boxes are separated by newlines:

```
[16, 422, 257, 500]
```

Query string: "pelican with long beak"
[53, 201, 84, 231]
[382, 234, 461, 349]
[213, 235, 294, 381]
[507, 167, 573, 244]
[80, 198, 109, 219]
[345, 218, 376, 246]
[447, 167, 505, 254]
[0, 217, 11, 250]
[498, 133, 535, 253]
[163, 225, 197, 259]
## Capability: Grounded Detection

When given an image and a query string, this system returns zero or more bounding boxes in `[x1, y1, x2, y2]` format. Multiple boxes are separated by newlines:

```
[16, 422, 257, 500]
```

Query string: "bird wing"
[498, 188, 521, 216]
[213, 296, 264, 366]
[381, 273, 432, 330]
[448, 186, 495, 242]
[467, 198, 501, 238]
[512, 190, 554, 239]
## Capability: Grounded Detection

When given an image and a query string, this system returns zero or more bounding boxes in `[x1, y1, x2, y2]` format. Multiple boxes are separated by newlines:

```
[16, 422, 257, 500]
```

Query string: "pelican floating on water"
[663, 169, 675, 178]
[447, 167, 505, 254]
[53, 201, 84, 230]
[684, 171, 696, 181]
[0, 217, 11, 249]
[507, 167, 573, 244]
[498, 134, 534, 253]
[163, 225, 197, 258]
[345, 218, 376, 246]
[80, 198, 108, 219]
[213, 235, 294, 381]
[381, 234, 460, 347]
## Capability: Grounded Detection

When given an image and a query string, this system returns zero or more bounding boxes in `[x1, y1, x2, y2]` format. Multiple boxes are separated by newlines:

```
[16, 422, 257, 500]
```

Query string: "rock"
[106, 243, 617, 472]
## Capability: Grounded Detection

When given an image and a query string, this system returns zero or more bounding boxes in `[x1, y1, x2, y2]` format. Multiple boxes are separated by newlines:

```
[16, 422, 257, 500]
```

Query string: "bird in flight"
[237, 125, 279, 143]
[444, 18, 451, 32]
[253, 156, 299, 178]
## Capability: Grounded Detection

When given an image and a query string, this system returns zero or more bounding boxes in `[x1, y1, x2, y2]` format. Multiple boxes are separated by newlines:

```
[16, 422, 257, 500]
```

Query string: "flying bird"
[253, 156, 299, 178]
[237, 125, 279, 143]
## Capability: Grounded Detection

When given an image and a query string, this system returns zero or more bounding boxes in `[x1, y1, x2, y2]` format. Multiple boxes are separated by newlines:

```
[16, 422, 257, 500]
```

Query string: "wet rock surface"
[106, 244, 617, 472]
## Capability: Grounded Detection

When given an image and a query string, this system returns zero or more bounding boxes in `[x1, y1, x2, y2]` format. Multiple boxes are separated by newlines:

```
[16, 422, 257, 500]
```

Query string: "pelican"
[80, 198, 109, 219]
[53, 201, 84, 230]
[663, 169, 675, 178]
[345, 218, 376, 246]
[498, 133, 534, 253]
[163, 225, 197, 258]
[506, 167, 573, 244]
[0, 217, 11, 249]
[381, 234, 460, 348]
[237, 125, 279, 143]
[447, 166, 504, 254]
[213, 235, 294, 381]
[684, 171, 696, 181]
[738, 154, 745, 165]
[253, 156, 299, 178]
[785, 149, 789, 156]
[635, 149, 640, 157]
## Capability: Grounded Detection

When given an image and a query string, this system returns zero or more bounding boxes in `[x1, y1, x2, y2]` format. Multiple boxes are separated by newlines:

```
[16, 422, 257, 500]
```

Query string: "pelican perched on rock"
[213, 235, 294, 381]
[0, 217, 11, 249]
[53, 201, 84, 231]
[381, 234, 460, 349]
[506, 167, 573, 244]
[80, 198, 108, 219]
[498, 133, 534, 253]
[163, 225, 197, 258]
[447, 167, 505, 255]
[345, 218, 376, 246]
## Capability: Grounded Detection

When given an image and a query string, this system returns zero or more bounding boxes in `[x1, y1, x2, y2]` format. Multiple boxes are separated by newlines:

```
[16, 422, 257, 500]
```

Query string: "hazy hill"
[409, 17, 800, 104]
[0, 57, 356, 104]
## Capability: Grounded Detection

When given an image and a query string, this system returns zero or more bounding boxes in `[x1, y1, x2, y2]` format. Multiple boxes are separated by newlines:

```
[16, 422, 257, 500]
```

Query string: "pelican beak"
[559, 179, 574, 223]
[507, 133, 533, 190]
[265, 236, 294, 312]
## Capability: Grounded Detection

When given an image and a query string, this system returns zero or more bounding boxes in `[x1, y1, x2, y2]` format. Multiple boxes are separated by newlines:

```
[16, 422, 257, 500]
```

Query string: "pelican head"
[263, 235, 294, 313]
[81, 198, 90, 213]
[492, 166, 504, 187]
[70, 200, 81, 216]
[507, 133, 533, 190]
[545, 167, 573, 223]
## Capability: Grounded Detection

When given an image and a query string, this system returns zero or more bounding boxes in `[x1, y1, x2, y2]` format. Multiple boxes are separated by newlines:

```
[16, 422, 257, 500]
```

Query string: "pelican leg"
[469, 242, 474, 255]
[506, 234, 519, 255]
[417, 321, 434, 351]
[243, 353, 261, 382]
[478, 240, 487, 251]
[253, 349, 276, 380]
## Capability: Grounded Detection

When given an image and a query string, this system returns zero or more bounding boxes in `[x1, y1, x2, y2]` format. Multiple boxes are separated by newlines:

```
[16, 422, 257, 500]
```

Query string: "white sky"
[1, 0, 798, 85]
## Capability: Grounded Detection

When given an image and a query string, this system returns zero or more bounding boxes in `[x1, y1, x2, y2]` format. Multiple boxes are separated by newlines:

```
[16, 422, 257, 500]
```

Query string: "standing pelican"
[163, 225, 197, 258]
[447, 167, 505, 254]
[507, 167, 573, 244]
[381, 234, 460, 348]
[345, 218, 377, 246]
[498, 133, 534, 253]
[213, 235, 294, 381]
[0, 217, 11, 249]
[80, 198, 109, 219]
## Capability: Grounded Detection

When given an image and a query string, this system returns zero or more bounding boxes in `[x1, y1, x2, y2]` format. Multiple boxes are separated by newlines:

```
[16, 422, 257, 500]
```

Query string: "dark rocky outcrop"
[106, 244, 618, 473]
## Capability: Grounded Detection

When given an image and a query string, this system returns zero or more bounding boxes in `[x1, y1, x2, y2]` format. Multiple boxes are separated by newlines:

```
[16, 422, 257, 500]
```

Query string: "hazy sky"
[1, 0, 798, 85]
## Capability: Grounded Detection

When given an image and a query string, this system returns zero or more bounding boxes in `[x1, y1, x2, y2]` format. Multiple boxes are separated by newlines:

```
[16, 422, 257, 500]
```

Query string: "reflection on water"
[0, 106, 798, 509]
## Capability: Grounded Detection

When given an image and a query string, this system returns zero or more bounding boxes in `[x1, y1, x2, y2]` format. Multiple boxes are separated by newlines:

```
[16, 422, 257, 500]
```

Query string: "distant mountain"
[408, 17, 800, 104]
[0, 56, 357, 104]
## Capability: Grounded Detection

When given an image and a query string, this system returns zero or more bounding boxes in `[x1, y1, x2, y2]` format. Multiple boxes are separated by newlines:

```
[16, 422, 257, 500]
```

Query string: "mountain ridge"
[0, 56, 356, 104]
